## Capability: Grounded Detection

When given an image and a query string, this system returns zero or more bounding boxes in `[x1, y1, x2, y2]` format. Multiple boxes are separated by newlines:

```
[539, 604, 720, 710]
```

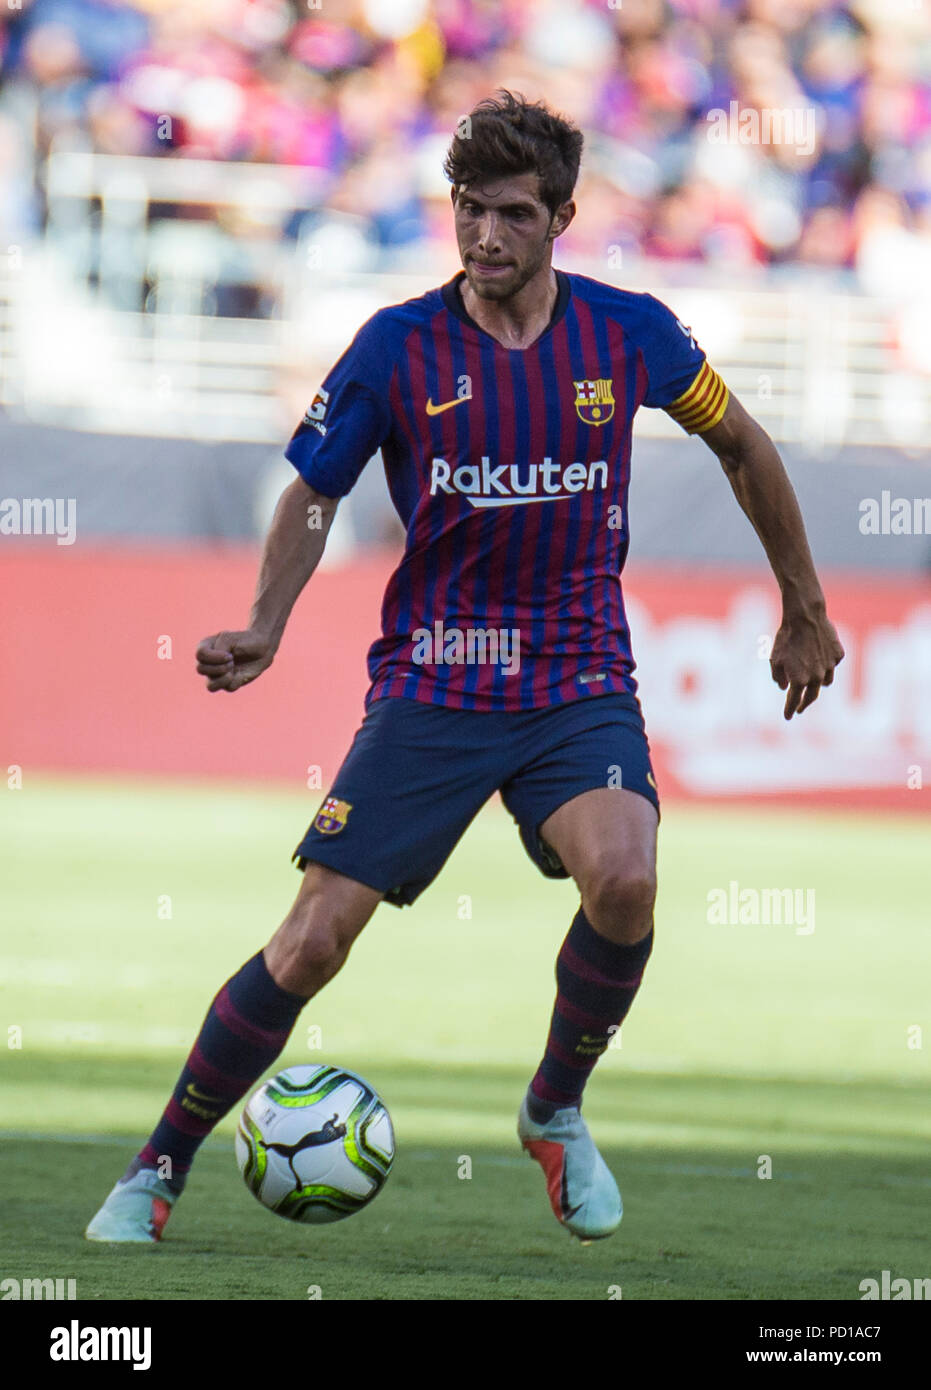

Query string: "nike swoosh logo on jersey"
[425, 395, 472, 416]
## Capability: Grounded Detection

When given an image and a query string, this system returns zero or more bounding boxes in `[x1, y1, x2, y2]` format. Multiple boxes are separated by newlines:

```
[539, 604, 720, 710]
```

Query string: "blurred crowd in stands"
[1, 0, 929, 291]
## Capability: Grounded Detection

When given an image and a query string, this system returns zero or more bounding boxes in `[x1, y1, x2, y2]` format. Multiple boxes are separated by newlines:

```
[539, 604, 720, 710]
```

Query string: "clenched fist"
[195, 630, 276, 693]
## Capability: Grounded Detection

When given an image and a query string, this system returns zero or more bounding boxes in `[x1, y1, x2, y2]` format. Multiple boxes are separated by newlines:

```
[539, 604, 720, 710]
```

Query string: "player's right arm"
[197, 310, 395, 694]
[196, 477, 339, 693]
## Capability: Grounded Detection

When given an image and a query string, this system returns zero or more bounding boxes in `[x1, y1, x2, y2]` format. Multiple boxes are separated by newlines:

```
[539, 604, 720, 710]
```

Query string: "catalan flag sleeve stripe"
[664, 361, 729, 434]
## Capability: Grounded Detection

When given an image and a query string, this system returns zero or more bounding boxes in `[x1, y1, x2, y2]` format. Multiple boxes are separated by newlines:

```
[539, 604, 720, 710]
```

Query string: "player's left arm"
[697, 392, 845, 720]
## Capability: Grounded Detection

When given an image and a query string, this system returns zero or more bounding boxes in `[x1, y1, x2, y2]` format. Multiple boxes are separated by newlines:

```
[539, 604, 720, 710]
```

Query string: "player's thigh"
[264, 862, 383, 992]
[539, 785, 658, 909]
[292, 697, 503, 910]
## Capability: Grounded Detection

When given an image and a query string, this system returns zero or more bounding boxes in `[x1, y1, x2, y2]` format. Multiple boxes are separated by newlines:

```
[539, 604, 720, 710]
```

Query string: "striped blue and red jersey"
[286, 269, 729, 711]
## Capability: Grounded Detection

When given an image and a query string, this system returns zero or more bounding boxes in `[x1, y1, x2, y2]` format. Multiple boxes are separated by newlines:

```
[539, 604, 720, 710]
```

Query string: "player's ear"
[549, 200, 576, 240]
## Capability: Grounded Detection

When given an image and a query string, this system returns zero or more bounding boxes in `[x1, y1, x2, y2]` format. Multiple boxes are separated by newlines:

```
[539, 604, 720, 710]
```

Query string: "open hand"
[770, 611, 844, 719]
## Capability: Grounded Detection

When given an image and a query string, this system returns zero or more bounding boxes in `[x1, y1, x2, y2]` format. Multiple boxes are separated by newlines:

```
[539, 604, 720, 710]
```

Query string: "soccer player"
[86, 92, 844, 1245]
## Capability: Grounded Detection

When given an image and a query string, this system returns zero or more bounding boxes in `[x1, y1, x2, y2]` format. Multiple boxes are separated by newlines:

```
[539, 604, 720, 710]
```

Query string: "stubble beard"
[463, 240, 551, 303]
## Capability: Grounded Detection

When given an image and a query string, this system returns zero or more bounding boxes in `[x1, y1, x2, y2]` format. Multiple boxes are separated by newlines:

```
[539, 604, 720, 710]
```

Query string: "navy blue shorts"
[292, 693, 659, 908]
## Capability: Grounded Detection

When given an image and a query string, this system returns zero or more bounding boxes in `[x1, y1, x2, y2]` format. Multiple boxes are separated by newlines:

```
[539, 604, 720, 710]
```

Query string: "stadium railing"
[0, 150, 926, 449]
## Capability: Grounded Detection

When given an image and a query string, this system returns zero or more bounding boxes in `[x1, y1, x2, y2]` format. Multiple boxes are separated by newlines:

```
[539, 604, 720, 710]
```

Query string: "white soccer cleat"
[518, 1094, 622, 1242]
[84, 1167, 178, 1244]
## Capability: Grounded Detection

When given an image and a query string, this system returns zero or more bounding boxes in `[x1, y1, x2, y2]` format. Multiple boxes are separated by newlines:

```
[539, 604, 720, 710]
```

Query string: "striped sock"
[129, 951, 307, 1188]
[528, 908, 653, 1121]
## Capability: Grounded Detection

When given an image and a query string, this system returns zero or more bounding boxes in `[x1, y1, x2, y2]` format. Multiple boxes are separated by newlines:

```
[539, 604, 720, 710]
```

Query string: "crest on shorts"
[573, 377, 615, 426]
[314, 796, 352, 835]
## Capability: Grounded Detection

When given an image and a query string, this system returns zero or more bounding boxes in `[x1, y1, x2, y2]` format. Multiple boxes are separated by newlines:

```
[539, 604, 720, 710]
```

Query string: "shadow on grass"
[4, 1052, 927, 1146]
[1, 1055, 927, 1301]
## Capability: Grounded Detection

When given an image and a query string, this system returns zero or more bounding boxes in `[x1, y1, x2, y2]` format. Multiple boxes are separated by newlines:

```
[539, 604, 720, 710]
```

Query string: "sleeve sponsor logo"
[675, 318, 697, 349]
[302, 387, 330, 437]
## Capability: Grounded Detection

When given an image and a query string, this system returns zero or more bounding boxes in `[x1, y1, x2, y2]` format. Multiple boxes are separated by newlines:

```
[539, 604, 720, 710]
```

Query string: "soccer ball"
[235, 1064, 395, 1224]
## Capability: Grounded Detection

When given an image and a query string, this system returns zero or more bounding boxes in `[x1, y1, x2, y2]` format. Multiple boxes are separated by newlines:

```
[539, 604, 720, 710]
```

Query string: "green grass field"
[1, 776, 928, 1301]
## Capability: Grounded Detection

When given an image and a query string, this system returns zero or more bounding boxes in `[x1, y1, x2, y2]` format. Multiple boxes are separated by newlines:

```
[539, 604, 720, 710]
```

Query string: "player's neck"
[459, 263, 559, 351]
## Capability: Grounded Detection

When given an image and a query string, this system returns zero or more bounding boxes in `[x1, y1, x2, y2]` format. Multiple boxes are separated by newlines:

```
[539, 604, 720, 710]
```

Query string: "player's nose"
[477, 213, 503, 252]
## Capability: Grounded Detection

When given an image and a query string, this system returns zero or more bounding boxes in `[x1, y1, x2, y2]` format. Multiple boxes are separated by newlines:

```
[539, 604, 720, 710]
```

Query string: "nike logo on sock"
[185, 1083, 222, 1104]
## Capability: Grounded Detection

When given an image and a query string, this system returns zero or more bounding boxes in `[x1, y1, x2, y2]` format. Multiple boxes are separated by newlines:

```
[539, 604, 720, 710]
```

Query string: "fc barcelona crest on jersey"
[573, 377, 615, 426]
[314, 796, 352, 835]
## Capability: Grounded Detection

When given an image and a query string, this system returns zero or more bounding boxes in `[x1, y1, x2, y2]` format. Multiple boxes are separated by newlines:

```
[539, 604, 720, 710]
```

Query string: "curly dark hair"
[443, 90, 583, 219]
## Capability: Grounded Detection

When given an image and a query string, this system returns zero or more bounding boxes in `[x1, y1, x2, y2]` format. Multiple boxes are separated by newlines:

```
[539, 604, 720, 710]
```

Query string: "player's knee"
[269, 878, 358, 992]
[271, 915, 348, 994]
[585, 864, 656, 938]
[292, 879, 361, 969]
[294, 926, 346, 983]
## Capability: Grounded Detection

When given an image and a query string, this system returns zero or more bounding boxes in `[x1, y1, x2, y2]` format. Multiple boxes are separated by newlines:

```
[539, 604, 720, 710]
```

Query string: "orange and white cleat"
[518, 1094, 622, 1241]
[85, 1166, 178, 1244]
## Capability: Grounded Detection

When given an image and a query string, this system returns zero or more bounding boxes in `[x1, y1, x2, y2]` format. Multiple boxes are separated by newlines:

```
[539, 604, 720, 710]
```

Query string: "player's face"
[452, 172, 573, 301]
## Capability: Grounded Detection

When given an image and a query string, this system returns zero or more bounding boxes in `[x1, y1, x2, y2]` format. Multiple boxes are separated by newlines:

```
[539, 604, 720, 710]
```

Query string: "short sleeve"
[640, 294, 729, 434]
[285, 315, 393, 498]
